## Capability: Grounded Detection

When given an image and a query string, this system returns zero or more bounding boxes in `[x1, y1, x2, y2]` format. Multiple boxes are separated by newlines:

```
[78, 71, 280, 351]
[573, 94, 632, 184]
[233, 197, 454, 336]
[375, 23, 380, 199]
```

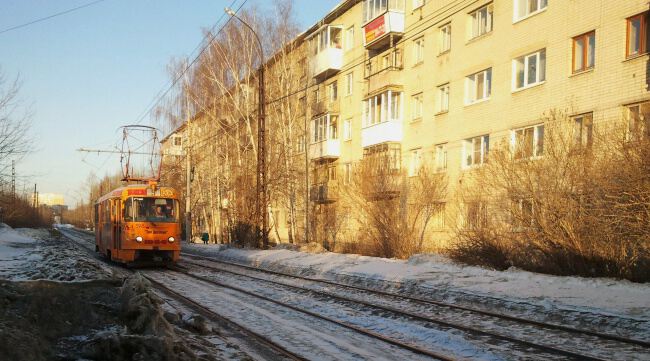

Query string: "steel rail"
[166, 266, 458, 361]
[182, 252, 650, 348]
[180, 256, 614, 361]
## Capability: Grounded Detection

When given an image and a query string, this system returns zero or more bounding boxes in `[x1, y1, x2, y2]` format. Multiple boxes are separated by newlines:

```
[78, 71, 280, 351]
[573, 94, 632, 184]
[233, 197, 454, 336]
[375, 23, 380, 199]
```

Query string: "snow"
[184, 244, 650, 320]
[0, 224, 41, 279]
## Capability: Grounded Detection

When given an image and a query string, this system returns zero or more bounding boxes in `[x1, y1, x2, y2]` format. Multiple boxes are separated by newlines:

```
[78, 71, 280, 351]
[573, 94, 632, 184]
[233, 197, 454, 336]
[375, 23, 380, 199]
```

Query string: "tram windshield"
[123, 197, 178, 223]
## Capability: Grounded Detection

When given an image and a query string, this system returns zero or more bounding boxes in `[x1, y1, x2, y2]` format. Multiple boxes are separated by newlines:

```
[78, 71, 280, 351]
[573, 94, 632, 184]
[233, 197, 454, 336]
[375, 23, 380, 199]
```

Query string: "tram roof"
[96, 183, 178, 204]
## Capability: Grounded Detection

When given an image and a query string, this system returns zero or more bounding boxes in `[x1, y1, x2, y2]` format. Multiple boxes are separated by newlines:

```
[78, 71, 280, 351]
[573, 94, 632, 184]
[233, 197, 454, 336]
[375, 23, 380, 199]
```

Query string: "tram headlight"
[135, 236, 143, 243]
[168, 236, 175, 243]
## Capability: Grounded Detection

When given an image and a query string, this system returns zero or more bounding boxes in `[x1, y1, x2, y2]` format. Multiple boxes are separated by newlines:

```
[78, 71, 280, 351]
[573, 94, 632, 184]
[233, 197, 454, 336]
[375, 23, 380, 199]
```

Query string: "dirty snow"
[184, 244, 650, 320]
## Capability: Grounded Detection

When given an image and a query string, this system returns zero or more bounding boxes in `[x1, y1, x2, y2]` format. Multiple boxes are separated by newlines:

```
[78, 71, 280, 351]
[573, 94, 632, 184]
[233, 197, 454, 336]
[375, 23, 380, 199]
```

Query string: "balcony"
[309, 139, 340, 160]
[361, 89, 403, 148]
[364, 49, 403, 95]
[362, 121, 403, 148]
[309, 182, 339, 203]
[308, 25, 343, 79]
[363, 10, 405, 50]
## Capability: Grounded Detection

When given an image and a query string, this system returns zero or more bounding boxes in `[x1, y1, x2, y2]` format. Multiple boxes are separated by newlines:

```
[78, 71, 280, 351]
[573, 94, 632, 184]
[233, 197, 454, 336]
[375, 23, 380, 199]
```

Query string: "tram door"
[112, 199, 119, 250]
[116, 200, 122, 250]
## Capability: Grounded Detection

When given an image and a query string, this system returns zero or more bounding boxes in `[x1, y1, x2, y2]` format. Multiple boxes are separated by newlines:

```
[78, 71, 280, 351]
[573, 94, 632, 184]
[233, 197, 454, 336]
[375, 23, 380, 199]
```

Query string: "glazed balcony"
[310, 113, 340, 160]
[362, 1, 405, 50]
[309, 139, 341, 160]
[361, 89, 403, 148]
[308, 25, 343, 79]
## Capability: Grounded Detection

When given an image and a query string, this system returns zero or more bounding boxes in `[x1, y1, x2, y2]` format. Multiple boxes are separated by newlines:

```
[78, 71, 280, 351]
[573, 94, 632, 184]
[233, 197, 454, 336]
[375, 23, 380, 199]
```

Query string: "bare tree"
[451, 109, 650, 281]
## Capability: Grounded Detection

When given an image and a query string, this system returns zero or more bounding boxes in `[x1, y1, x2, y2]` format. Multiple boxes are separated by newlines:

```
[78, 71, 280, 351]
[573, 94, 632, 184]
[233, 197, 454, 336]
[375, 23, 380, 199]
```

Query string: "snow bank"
[184, 244, 650, 319]
[0, 224, 40, 278]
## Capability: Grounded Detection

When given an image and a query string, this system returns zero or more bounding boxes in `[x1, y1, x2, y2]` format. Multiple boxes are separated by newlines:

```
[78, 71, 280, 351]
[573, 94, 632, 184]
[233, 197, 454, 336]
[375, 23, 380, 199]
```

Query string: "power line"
[133, 0, 248, 126]
[0, 0, 108, 35]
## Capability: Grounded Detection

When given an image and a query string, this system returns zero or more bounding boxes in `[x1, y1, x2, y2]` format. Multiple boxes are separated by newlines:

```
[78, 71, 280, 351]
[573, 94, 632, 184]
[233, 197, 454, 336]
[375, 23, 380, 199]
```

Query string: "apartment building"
[163, 0, 650, 247]
[298, 0, 650, 249]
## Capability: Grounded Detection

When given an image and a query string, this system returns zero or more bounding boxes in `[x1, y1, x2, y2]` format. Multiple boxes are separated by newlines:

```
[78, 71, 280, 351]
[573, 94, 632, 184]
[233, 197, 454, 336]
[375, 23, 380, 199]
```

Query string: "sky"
[0, 0, 340, 206]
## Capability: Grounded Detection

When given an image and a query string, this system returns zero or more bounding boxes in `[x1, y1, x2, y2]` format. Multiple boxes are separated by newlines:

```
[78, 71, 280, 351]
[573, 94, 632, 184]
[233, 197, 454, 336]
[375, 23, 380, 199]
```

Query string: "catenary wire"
[0, 0, 108, 35]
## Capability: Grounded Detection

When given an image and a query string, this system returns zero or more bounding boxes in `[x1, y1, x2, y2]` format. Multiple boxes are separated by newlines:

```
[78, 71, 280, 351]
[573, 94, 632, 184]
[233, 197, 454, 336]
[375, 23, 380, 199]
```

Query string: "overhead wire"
[0, 0, 108, 35]
[132, 0, 248, 126]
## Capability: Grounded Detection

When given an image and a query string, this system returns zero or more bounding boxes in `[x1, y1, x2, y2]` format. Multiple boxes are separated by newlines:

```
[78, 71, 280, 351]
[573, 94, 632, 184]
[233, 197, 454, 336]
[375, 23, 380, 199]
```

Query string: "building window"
[513, 198, 535, 229]
[328, 164, 337, 181]
[310, 26, 342, 56]
[173, 136, 182, 147]
[512, 124, 544, 159]
[299, 96, 306, 115]
[464, 201, 487, 229]
[437, 83, 449, 112]
[345, 72, 353, 96]
[362, 90, 402, 127]
[627, 12, 649, 58]
[343, 163, 352, 185]
[431, 202, 446, 230]
[363, 0, 405, 24]
[345, 26, 354, 51]
[412, 93, 423, 120]
[297, 135, 306, 153]
[572, 32, 595, 73]
[343, 118, 352, 141]
[312, 114, 338, 143]
[314, 88, 320, 103]
[413, 0, 425, 10]
[463, 135, 489, 167]
[470, 4, 493, 39]
[573, 113, 593, 148]
[435, 143, 447, 172]
[465, 68, 492, 104]
[408, 148, 421, 176]
[439, 23, 451, 53]
[513, 49, 546, 90]
[627, 102, 650, 141]
[413, 37, 424, 64]
[329, 81, 338, 102]
[514, 0, 547, 22]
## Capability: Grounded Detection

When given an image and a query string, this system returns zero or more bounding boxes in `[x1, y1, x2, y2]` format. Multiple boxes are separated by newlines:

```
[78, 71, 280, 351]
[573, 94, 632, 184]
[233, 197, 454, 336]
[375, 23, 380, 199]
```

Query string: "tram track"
[56, 228, 310, 361]
[180, 251, 650, 361]
[58, 228, 648, 360]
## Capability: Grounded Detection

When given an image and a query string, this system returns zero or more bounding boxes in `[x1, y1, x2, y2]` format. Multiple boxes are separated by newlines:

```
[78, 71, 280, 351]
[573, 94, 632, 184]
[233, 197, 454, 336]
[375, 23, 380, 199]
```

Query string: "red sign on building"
[365, 15, 386, 45]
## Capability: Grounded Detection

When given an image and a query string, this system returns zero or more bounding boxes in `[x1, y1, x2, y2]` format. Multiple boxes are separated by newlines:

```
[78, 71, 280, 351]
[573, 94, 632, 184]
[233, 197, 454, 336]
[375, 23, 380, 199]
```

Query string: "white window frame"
[572, 113, 593, 147]
[513, 0, 547, 23]
[435, 143, 447, 172]
[413, 37, 424, 64]
[412, 92, 423, 120]
[513, 49, 546, 91]
[626, 102, 650, 141]
[311, 114, 338, 143]
[469, 3, 493, 39]
[343, 163, 352, 185]
[345, 72, 353, 96]
[465, 68, 491, 104]
[511, 124, 544, 159]
[344, 26, 354, 51]
[329, 81, 338, 102]
[408, 148, 421, 177]
[362, 90, 402, 127]
[412, 0, 425, 10]
[463, 135, 489, 168]
[343, 118, 352, 141]
[439, 23, 451, 54]
[437, 83, 449, 113]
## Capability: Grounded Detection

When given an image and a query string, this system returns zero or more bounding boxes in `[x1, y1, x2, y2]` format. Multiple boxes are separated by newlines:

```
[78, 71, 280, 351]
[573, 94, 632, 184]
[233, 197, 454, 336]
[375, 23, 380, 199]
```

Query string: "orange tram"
[94, 182, 181, 266]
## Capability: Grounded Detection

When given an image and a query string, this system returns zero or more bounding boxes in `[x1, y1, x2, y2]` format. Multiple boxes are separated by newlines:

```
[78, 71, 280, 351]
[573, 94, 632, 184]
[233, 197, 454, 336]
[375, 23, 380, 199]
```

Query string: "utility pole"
[185, 97, 192, 243]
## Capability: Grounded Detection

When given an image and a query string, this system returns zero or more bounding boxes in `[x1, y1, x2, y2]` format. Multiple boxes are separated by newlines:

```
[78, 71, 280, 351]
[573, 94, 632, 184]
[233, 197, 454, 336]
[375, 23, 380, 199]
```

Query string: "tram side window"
[94, 204, 99, 224]
[123, 199, 133, 221]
